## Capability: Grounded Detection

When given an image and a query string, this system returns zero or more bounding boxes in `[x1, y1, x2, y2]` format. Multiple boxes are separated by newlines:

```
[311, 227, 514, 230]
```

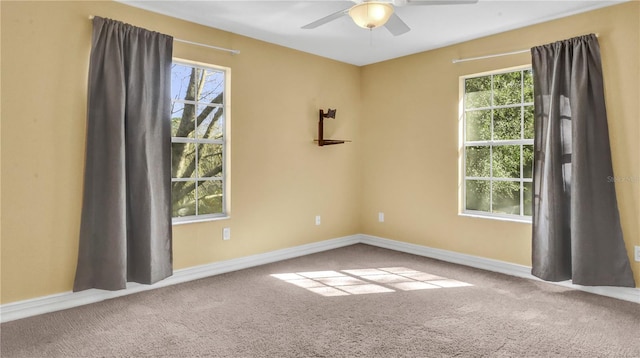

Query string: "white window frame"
[460, 66, 533, 223]
[171, 59, 231, 225]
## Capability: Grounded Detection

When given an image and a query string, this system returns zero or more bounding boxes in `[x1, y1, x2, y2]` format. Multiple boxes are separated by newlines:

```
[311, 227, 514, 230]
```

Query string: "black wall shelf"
[314, 109, 351, 147]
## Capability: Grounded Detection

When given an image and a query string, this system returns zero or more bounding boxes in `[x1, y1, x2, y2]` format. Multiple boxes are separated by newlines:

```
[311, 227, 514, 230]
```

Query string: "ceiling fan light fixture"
[348, 2, 394, 30]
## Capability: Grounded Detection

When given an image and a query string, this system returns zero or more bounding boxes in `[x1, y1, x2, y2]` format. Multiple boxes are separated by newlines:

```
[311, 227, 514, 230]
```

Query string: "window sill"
[172, 215, 230, 226]
[459, 212, 532, 224]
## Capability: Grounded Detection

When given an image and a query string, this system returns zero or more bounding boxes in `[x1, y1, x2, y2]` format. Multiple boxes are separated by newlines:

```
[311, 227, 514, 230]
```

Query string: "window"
[170, 60, 229, 223]
[462, 68, 534, 220]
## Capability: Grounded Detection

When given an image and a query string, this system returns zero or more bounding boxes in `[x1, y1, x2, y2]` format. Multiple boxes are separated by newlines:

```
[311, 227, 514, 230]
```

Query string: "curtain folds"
[530, 34, 635, 287]
[74, 17, 174, 291]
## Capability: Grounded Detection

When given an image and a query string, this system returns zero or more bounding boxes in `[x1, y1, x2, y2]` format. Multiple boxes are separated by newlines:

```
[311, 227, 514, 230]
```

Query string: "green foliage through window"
[463, 69, 533, 218]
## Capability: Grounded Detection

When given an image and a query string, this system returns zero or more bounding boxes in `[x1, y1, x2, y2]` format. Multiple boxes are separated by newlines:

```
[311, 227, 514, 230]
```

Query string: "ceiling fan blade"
[301, 8, 350, 29]
[403, 0, 478, 5]
[384, 13, 411, 36]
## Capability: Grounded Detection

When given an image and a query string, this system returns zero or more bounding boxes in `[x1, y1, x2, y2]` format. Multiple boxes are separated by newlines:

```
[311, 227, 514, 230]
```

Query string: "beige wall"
[360, 1, 640, 285]
[1, 1, 638, 304]
[0, 1, 361, 304]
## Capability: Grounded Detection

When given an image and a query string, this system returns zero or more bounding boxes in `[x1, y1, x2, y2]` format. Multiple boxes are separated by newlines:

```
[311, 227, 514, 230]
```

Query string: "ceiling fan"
[302, 0, 479, 36]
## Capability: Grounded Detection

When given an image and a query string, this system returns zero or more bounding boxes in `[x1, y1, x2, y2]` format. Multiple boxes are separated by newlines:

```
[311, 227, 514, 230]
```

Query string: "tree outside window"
[170, 61, 227, 221]
[463, 69, 533, 219]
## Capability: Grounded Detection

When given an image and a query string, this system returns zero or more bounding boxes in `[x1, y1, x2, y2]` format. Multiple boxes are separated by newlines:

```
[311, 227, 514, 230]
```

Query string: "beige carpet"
[2, 244, 639, 357]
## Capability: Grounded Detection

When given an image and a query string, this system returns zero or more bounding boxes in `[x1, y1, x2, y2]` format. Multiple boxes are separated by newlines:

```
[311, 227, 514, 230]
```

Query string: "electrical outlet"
[378, 212, 384, 222]
[635, 246, 640, 262]
[315, 215, 321, 226]
[223, 227, 231, 241]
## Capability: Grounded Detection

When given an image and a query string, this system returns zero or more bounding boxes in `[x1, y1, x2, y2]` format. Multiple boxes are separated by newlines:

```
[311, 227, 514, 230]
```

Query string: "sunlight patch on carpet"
[271, 267, 473, 297]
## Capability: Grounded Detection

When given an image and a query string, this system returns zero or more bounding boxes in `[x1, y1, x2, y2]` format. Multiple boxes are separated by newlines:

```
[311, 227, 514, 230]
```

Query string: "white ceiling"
[119, 0, 626, 66]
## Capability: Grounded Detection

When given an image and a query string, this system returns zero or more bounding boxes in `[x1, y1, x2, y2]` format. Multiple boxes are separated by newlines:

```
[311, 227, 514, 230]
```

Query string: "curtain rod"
[88, 16, 240, 55]
[452, 33, 599, 64]
[452, 49, 529, 64]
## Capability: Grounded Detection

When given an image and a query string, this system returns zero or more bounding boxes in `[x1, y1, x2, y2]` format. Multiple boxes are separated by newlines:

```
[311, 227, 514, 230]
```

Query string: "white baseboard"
[360, 234, 533, 278]
[1, 233, 637, 323]
[0, 235, 360, 323]
[360, 234, 640, 304]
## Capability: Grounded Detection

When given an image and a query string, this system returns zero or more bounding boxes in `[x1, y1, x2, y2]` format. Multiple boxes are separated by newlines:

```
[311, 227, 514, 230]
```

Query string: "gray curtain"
[74, 17, 173, 291]
[531, 34, 635, 287]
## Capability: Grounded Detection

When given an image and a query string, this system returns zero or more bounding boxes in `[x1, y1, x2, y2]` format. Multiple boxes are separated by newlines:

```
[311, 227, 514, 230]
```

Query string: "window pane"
[523, 145, 534, 178]
[493, 107, 521, 140]
[523, 182, 533, 216]
[171, 143, 196, 178]
[198, 180, 223, 215]
[172, 180, 197, 217]
[524, 70, 534, 103]
[466, 110, 491, 141]
[462, 68, 533, 219]
[492, 181, 520, 215]
[197, 69, 224, 104]
[465, 146, 490, 177]
[171, 61, 227, 220]
[465, 77, 491, 109]
[170, 104, 196, 138]
[494, 72, 522, 106]
[171, 63, 194, 101]
[524, 105, 534, 139]
[492, 145, 520, 179]
[466, 180, 490, 212]
[196, 105, 224, 140]
[197, 144, 223, 178]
